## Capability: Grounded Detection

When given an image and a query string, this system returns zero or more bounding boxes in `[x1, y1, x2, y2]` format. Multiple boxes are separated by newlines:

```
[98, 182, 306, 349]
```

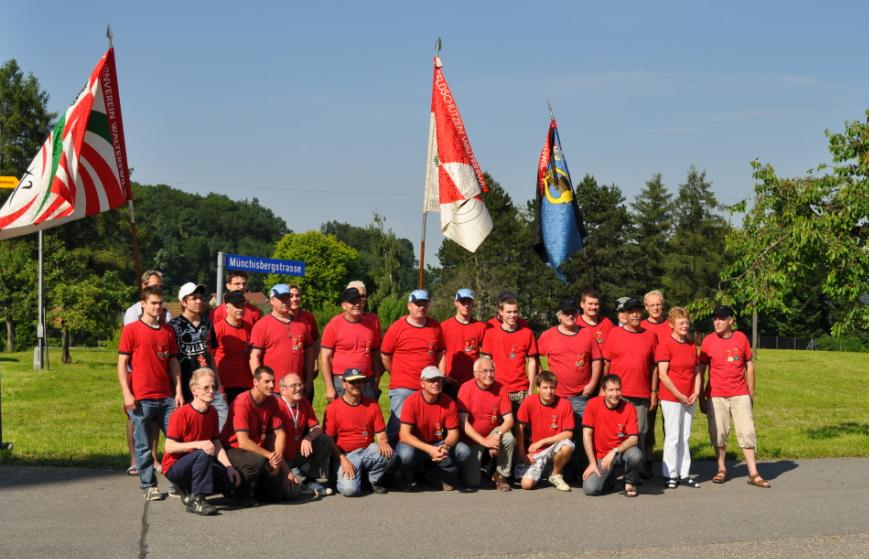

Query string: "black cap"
[342, 368, 367, 382]
[558, 299, 578, 314]
[621, 298, 643, 312]
[340, 287, 363, 303]
[712, 305, 735, 319]
[224, 290, 246, 307]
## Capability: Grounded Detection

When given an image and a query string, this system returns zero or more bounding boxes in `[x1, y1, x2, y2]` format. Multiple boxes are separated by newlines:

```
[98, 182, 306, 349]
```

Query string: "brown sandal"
[747, 473, 770, 488]
[712, 470, 727, 484]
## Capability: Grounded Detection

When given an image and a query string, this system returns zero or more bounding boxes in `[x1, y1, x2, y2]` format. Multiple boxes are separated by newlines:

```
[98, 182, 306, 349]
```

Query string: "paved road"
[2, 458, 867, 559]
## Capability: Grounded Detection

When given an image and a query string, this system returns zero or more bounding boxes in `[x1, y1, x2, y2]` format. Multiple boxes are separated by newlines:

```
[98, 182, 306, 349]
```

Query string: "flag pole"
[107, 24, 143, 285]
[418, 37, 442, 289]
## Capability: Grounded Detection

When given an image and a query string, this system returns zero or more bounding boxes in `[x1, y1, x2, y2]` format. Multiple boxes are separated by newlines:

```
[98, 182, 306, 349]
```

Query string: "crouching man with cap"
[163, 368, 242, 515]
[325, 368, 395, 496]
[582, 374, 643, 497]
[395, 366, 471, 490]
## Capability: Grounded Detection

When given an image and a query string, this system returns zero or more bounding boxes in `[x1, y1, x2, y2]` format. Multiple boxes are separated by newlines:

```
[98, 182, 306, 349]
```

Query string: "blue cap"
[455, 288, 475, 301]
[408, 289, 430, 303]
[269, 283, 291, 297]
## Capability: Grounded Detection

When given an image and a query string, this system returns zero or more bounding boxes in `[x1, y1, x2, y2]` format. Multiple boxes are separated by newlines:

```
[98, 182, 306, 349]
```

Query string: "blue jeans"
[336, 443, 396, 497]
[333, 376, 378, 401]
[212, 391, 229, 431]
[128, 397, 176, 489]
[583, 447, 643, 495]
[395, 440, 471, 487]
[387, 388, 416, 444]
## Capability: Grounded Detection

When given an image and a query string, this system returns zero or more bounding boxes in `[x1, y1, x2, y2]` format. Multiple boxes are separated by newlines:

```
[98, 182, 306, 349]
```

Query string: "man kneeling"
[163, 368, 242, 515]
[514, 371, 574, 491]
[582, 374, 643, 497]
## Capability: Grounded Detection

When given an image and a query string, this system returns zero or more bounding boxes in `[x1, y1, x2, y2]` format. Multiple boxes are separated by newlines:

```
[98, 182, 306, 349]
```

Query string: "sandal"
[712, 470, 727, 484]
[624, 484, 638, 497]
[666, 478, 679, 489]
[681, 477, 700, 488]
[747, 473, 770, 488]
[126, 466, 138, 476]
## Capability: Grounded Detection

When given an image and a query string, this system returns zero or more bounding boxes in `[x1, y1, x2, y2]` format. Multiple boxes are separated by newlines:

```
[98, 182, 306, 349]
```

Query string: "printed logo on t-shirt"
[427, 342, 435, 357]
[156, 345, 171, 360]
[595, 330, 605, 343]
[464, 338, 478, 353]
[617, 423, 626, 438]
[575, 355, 585, 368]
[434, 422, 444, 440]
[550, 414, 558, 431]
[509, 344, 517, 360]
[490, 408, 498, 424]
[363, 341, 371, 355]
[726, 348, 743, 363]
[292, 334, 303, 351]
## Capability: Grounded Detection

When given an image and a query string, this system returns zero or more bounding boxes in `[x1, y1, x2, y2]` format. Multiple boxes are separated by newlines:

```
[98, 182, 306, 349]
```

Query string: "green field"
[0, 348, 866, 469]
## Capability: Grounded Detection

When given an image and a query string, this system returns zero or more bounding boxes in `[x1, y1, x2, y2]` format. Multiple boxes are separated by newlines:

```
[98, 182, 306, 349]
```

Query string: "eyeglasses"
[475, 369, 495, 375]
[282, 383, 304, 389]
[346, 380, 365, 386]
[422, 378, 443, 383]
[196, 385, 216, 392]
[457, 299, 474, 305]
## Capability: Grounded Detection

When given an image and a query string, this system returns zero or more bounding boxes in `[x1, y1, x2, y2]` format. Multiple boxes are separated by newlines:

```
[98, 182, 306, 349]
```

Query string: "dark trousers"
[165, 450, 233, 497]
[226, 448, 283, 502]
[223, 387, 248, 407]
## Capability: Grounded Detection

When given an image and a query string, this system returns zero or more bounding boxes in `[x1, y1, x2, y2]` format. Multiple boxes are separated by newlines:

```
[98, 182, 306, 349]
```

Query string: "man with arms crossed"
[481, 294, 538, 415]
[249, 283, 313, 389]
[212, 290, 254, 406]
[439, 288, 489, 400]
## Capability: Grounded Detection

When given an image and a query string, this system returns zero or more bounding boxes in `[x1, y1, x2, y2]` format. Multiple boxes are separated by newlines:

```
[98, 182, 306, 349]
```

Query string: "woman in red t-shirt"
[655, 307, 701, 489]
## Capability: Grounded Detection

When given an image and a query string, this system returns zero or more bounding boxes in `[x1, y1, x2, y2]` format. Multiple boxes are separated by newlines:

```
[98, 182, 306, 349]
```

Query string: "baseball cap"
[340, 287, 363, 303]
[420, 366, 444, 380]
[621, 298, 643, 312]
[408, 289, 430, 304]
[342, 368, 367, 382]
[558, 299, 578, 314]
[455, 288, 475, 301]
[224, 290, 246, 307]
[615, 297, 631, 312]
[712, 305, 735, 319]
[178, 282, 206, 302]
[269, 283, 291, 297]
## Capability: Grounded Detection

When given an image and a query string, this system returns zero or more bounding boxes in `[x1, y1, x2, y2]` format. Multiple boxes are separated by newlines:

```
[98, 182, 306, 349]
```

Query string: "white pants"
[660, 400, 695, 479]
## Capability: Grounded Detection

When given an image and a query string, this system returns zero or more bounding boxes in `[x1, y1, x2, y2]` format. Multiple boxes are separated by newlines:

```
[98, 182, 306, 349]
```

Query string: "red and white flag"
[422, 56, 492, 253]
[0, 48, 131, 240]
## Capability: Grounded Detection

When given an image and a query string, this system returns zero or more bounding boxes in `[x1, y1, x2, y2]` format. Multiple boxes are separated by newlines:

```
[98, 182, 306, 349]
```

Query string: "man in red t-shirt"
[396, 366, 470, 490]
[221, 366, 287, 502]
[117, 285, 184, 500]
[325, 369, 394, 496]
[581, 374, 643, 496]
[456, 356, 515, 491]
[321, 287, 382, 402]
[602, 297, 658, 478]
[213, 290, 254, 406]
[210, 270, 262, 326]
[639, 289, 669, 478]
[481, 293, 538, 414]
[249, 283, 314, 389]
[440, 288, 489, 399]
[700, 305, 769, 488]
[276, 372, 332, 497]
[577, 289, 614, 347]
[381, 289, 445, 443]
[286, 284, 320, 401]
[163, 369, 242, 515]
[514, 372, 575, 492]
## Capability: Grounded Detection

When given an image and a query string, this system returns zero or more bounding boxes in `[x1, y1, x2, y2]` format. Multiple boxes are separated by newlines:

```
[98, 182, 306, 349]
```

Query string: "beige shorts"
[707, 395, 757, 449]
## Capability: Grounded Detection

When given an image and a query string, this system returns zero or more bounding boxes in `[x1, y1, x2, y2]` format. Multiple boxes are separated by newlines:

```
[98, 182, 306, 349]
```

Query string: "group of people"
[118, 269, 769, 516]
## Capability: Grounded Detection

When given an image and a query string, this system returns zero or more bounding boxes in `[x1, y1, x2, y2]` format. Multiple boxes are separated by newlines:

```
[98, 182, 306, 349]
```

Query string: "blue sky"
[2, 1, 866, 266]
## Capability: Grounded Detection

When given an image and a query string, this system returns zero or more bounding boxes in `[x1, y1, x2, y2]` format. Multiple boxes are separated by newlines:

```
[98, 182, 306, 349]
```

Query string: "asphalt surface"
[1, 458, 867, 559]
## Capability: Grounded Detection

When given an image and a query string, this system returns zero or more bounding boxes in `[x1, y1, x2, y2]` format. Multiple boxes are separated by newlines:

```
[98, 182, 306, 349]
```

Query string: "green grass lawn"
[0, 348, 866, 469]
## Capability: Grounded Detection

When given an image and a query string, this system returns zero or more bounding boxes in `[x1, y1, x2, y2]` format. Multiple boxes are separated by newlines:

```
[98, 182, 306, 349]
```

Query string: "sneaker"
[492, 473, 512, 492]
[143, 487, 166, 501]
[186, 495, 218, 516]
[548, 474, 571, 492]
[168, 484, 180, 498]
[371, 483, 388, 494]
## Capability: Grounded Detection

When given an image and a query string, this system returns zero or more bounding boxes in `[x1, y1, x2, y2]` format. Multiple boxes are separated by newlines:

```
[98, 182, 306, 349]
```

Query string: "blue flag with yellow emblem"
[533, 117, 588, 281]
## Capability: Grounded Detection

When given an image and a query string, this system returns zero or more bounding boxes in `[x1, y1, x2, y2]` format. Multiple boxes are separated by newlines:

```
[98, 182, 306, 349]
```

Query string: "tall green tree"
[662, 166, 730, 310]
[630, 173, 673, 291]
[723, 112, 869, 335]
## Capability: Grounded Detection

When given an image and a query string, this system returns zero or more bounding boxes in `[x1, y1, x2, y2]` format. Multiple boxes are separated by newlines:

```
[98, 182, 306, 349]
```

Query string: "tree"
[0, 239, 37, 351]
[723, 112, 869, 335]
[0, 59, 56, 182]
[267, 231, 360, 313]
[661, 166, 730, 310]
[630, 173, 673, 291]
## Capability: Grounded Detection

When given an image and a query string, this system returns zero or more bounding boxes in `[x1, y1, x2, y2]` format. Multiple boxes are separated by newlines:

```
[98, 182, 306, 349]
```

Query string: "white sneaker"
[548, 474, 571, 492]
[143, 487, 166, 501]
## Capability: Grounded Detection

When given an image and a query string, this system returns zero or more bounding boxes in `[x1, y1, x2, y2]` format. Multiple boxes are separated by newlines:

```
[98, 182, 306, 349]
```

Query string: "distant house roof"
[207, 291, 269, 314]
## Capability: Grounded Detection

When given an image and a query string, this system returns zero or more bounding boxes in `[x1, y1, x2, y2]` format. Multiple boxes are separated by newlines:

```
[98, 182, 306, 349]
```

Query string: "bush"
[814, 333, 868, 353]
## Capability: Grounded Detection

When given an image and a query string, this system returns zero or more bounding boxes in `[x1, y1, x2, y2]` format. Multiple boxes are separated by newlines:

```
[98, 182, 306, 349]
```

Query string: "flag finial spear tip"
[435, 37, 442, 55]
[547, 100, 555, 121]
[106, 24, 113, 49]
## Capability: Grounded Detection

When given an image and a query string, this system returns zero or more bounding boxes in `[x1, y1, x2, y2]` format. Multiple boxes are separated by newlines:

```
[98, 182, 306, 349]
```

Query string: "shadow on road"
[0, 462, 131, 490]
[690, 458, 798, 482]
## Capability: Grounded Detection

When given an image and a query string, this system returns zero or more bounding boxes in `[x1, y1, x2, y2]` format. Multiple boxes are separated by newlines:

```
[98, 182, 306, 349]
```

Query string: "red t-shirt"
[213, 318, 254, 389]
[293, 309, 320, 342]
[380, 316, 444, 390]
[275, 396, 320, 461]
[537, 326, 602, 397]
[221, 391, 284, 448]
[655, 335, 698, 402]
[699, 331, 752, 398]
[163, 403, 219, 473]
[440, 317, 490, 384]
[481, 326, 538, 393]
[399, 391, 459, 444]
[456, 379, 512, 444]
[641, 318, 671, 343]
[250, 314, 313, 387]
[118, 321, 180, 400]
[320, 313, 380, 378]
[577, 315, 614, 346]
[582, 396, 639, 459]
[324, 397, 387, 453]
[516, 394, 574, 448]
[602, 327, 657, 399]
[210, 302, 262, 327]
